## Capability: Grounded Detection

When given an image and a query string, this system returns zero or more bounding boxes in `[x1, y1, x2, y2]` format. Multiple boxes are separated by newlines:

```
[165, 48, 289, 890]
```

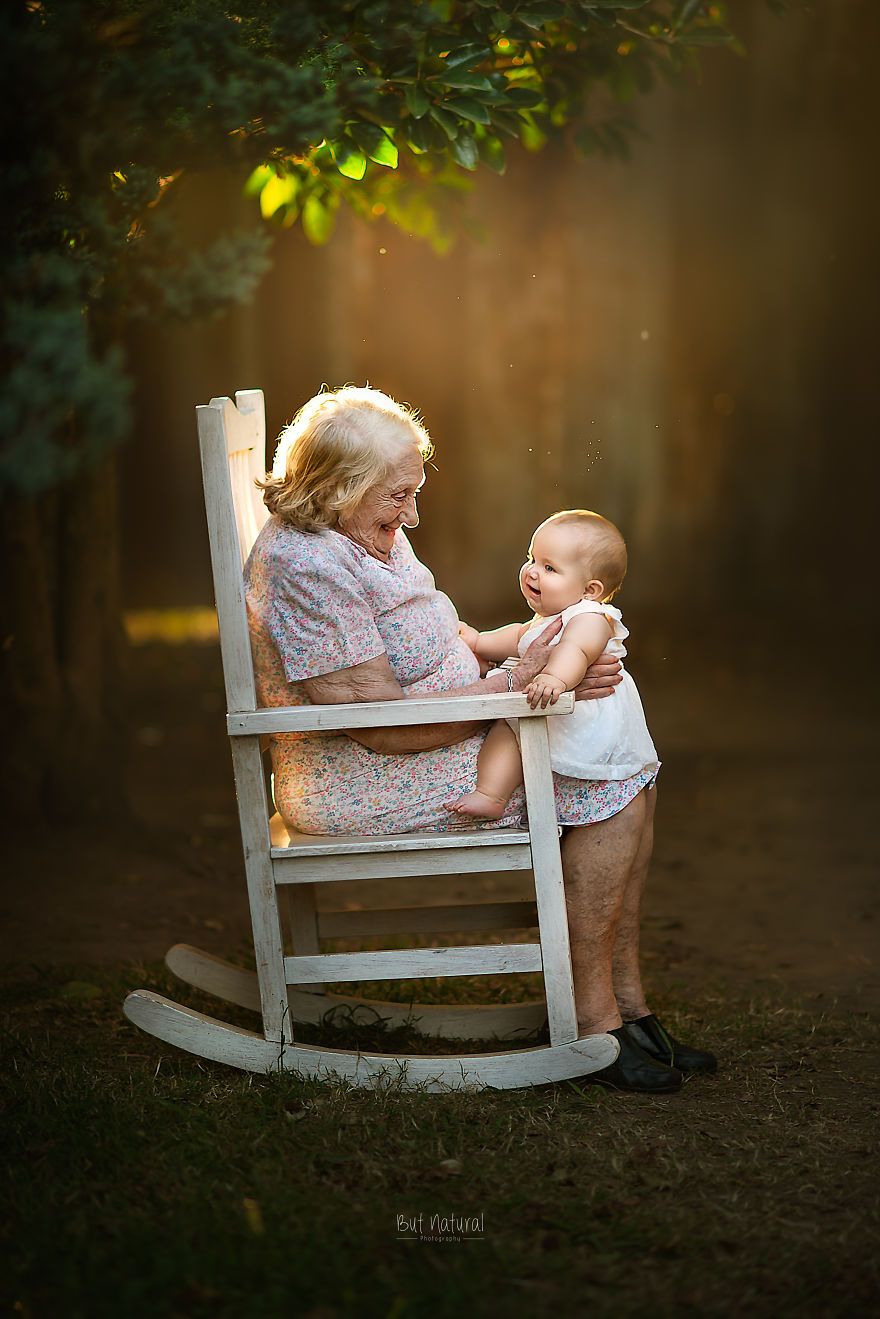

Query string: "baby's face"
[519, 523, 592, 617]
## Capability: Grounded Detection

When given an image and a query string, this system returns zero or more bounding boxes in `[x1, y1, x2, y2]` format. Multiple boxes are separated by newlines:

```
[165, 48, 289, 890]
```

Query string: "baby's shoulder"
[561, 600, 628, 648]
[560, 606, 613, 636]
[562, 600, 622, 622]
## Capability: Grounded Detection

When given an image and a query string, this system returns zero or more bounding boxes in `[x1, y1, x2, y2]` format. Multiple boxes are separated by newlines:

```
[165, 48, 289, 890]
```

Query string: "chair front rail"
[270, 845, 536, 883]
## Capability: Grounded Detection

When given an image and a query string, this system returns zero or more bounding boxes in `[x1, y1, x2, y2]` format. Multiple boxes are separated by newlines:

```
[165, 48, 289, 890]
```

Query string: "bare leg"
[560, 789, 650, 1036]
[613, 783, 655, 1022]
[448, 721, 523, 819]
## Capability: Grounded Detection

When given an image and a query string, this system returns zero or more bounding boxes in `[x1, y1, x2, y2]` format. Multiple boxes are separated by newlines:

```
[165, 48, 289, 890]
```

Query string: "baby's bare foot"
[447, 790, 508, 820]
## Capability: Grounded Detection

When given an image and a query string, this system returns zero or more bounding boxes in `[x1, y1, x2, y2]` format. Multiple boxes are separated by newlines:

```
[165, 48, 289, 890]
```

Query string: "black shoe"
[623, 1013, 717, 1075]
[588, 1026, 683, 1094]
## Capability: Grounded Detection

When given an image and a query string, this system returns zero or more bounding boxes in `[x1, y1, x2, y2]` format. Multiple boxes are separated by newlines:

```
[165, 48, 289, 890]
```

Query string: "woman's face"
[338, 447, 425, 561]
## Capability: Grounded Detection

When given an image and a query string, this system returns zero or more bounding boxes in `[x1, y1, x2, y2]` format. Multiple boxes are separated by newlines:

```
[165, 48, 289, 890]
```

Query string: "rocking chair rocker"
[123, 390, 618, 1089]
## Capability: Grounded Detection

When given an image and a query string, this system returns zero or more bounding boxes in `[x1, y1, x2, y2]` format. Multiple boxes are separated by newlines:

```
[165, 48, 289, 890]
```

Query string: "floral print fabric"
[244, 519, 653, 835]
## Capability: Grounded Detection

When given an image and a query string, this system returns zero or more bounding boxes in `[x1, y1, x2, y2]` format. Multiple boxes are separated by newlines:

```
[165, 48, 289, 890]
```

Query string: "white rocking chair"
[123, 390, 618, 1090]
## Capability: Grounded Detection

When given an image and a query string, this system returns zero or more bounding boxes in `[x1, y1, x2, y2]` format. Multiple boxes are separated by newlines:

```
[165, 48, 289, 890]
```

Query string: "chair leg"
[519, 719, 579, 1045]
[284, 884, 325, 993]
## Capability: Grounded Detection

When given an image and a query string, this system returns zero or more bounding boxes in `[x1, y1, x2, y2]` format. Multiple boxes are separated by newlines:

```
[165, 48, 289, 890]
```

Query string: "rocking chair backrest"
[196, 390, 269, 715]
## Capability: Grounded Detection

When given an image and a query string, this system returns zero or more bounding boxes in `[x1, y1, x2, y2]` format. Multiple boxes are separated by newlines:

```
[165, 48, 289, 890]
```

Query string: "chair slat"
[284, 942, 542, 984]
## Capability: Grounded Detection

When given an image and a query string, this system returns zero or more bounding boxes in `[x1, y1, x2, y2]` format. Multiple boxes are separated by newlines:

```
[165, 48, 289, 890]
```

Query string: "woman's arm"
[302, 618, 564, 754]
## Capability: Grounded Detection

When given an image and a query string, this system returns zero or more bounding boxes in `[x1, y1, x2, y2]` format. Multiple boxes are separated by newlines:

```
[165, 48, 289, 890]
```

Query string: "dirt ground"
[1, 612, 877, 1020]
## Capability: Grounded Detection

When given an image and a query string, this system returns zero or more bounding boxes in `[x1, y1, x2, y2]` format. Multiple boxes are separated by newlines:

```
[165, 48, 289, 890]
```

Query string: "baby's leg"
[448, 721, 523, 819]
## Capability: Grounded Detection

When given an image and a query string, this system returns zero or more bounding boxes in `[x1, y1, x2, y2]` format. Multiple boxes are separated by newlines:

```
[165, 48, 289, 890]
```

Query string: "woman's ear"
[582, 579, 605, 600]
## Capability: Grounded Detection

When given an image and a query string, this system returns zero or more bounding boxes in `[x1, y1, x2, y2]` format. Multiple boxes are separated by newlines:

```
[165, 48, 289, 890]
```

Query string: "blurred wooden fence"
[122, 0, 878, 630]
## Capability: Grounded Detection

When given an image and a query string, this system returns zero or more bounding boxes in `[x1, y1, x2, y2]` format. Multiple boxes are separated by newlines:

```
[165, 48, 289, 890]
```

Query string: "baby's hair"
[543, 509, 627, 600]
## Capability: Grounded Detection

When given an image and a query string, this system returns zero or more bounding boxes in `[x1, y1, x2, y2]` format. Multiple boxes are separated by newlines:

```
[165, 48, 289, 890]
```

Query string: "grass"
[2, 963, 878, 1319]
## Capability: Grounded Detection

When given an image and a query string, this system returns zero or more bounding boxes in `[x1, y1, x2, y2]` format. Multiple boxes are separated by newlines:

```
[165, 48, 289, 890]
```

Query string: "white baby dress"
[515, 601, 659, 781]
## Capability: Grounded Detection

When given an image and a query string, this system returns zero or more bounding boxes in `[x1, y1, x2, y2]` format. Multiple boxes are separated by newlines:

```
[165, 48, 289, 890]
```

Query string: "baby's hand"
[458, 622, 480, 651]
[524, 674, 567, 709]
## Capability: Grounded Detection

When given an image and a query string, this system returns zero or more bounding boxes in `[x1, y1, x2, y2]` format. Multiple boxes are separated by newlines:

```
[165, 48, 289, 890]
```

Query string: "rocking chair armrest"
[227, 690, 574, 737]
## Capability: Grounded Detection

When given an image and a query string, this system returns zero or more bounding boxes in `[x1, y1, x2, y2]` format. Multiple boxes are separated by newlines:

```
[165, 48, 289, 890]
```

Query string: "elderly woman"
[245, 386, 715, 1092]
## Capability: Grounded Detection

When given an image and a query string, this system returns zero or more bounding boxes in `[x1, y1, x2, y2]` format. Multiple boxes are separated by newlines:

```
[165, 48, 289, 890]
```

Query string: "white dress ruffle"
[514, 601, 659, 781]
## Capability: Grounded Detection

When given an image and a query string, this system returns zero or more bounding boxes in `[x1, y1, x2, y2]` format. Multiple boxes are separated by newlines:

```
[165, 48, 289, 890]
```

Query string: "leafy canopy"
[2, 0, 753, 491]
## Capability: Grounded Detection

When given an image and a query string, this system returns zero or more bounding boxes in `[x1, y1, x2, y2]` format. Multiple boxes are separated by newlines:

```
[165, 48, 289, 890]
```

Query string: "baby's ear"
[582, 579, 605, 600]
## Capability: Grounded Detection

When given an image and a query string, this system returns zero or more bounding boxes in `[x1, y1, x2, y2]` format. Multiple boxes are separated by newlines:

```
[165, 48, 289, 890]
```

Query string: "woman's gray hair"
[259, 386, 433, 532]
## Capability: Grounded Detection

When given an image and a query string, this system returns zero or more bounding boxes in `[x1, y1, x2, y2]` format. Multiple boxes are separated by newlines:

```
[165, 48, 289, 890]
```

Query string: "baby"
[451, 509, 659, 819]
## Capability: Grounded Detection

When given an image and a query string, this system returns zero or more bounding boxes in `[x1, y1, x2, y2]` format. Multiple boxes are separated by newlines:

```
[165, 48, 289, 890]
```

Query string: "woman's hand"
[511, 617, 564, 690]
[512, 618, 622, 700]
[573, 654, 622, 701]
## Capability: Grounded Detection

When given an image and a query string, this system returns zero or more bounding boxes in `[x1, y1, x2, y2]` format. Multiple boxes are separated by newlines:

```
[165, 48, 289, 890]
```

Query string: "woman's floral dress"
[244, 520, 654, 835]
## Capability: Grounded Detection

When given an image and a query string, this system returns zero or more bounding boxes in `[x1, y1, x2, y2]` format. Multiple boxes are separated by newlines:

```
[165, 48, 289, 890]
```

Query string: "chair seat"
[269, 812, 531, 854]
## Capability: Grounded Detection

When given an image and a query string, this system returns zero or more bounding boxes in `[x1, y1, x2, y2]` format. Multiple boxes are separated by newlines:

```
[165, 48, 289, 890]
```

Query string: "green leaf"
[490, 108, 524, 139]
[333, 146, 367, 180]
[674, 0, 706, 24]
[301, 194, 337, 244]
[438, 72, 495, 91]
[586, 1, 651, 8]
[349, 122, 398, 168]
[519, 115, 548, 152]
[258, 171, 298, 218]
[429, 106, 460, 140]
[405, 84, 431, 118]
[584, 7, 617, 25]
[517, 5, 566, 28]
[369, 134, 399, 168]
[450, 133, 479, 171]
[243, 164, 274, 198]
[679, 26, 734, 45]
[476, 134, 506, 175]
[444, 43, 492, 69]
[504, 87, 544, 108]
[405, 116, 445, 153]
[443, 96, 491, 125]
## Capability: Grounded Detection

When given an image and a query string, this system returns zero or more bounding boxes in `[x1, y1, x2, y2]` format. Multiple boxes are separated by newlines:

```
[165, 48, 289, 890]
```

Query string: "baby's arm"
[472, 622, 528, 665]
[524, 612, 613, 708]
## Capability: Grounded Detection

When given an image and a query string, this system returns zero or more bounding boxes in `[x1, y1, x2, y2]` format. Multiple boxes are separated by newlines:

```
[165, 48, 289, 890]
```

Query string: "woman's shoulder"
[252, 518, 349, 569]
[246, 521, 359, 600]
